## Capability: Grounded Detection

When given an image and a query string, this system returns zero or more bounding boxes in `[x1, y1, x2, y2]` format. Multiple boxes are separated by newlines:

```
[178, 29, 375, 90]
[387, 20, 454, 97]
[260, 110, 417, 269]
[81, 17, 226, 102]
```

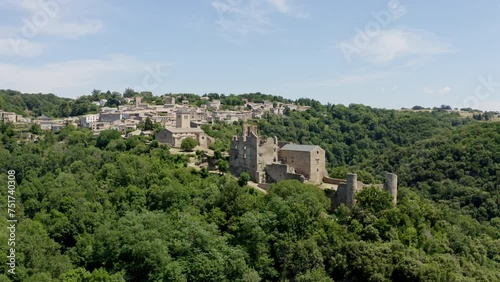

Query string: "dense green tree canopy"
[180, 137, 197, 152]
[0, 94, 499, 281]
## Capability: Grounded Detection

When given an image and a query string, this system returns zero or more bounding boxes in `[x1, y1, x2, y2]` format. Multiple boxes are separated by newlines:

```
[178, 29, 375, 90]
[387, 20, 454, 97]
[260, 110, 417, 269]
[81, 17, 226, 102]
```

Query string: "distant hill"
[0, 89, 73, 117]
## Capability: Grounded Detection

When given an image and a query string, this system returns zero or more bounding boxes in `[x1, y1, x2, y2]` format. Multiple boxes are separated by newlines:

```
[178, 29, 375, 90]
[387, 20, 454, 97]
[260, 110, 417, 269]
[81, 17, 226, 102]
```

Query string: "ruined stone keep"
[229, 125, 328, 184]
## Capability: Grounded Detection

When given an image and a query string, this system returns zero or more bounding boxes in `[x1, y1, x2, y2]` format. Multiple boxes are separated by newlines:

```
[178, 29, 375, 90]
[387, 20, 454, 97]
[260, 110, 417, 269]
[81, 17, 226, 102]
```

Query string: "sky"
[1, 0, 500, 111]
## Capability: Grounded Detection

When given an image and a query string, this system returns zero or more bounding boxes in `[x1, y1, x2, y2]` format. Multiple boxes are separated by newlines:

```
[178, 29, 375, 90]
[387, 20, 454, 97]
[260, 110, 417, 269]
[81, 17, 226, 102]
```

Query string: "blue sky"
[1, 0, 500, 110]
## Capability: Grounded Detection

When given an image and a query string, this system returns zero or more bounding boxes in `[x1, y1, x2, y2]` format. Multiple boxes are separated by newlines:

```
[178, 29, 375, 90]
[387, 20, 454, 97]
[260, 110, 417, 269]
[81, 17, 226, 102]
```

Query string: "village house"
[0, 111, 18, 123]
[206, 100, 221, 110]
[99, 113, 128, 123]
[164, 96, 176, 108]
[79, 114, 100, 128]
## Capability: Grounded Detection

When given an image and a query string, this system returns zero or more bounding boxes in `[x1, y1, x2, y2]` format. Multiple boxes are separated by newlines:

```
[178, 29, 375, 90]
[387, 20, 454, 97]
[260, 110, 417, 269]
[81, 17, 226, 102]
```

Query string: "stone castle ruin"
[229, 124, 328, 184]
[331, 172, 398, 208]
[229, 124, 398, 207]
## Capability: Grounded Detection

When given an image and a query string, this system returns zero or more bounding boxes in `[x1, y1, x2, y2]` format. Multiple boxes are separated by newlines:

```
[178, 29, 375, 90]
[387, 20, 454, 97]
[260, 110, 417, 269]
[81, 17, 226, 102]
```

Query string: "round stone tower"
[346, 173, 358, 208]
[384, 173, 398, 205]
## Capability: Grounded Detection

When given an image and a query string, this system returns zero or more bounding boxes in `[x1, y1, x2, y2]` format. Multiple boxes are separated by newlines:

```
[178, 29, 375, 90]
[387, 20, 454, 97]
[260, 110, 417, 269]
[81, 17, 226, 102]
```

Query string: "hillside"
[365, 122, 500, 222]
[0, 94, 499, 281]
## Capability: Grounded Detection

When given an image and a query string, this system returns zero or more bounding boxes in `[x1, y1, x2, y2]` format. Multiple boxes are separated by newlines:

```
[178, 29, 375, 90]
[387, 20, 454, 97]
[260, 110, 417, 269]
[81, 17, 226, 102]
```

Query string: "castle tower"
[346, 173, 358, 208]
[135, 96, 142, 108]
[243, 124, 258, 137]
[383, 173, 398, 205]
[176, 111, 191, 128]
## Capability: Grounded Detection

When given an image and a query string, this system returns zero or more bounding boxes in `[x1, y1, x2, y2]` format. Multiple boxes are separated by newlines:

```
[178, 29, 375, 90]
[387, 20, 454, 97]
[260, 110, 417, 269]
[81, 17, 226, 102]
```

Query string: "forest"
[0, 93, 499, 281]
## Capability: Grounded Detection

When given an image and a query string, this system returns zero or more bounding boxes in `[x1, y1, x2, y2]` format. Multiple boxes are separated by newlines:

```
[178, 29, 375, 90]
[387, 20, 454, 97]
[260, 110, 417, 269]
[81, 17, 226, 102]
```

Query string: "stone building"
[229, 124, 280, 183]
[176, 110, 191, 128]
[0, 111, 18, 123]
[155, 110, 213, 149]
[99, 113, 128, 123]
[229, 125, 327, 184]
[229, 125, 399, 206]
[164, 96, 176, 107]
[79, 114, 100, 128]
[279, 144, 327, 184]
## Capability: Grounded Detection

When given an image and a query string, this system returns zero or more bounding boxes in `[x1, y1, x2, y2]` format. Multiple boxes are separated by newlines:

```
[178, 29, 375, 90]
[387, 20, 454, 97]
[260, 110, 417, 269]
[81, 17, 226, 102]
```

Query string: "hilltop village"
[0, 96, 310, 141]
[1, 94, 399, 204]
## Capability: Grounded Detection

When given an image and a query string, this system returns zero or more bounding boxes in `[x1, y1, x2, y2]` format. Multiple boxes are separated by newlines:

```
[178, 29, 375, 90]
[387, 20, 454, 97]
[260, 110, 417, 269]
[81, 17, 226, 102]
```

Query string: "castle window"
[244, 145, 246, 150]
[317, 151, 319, 154]
[243, 153, 246, 159]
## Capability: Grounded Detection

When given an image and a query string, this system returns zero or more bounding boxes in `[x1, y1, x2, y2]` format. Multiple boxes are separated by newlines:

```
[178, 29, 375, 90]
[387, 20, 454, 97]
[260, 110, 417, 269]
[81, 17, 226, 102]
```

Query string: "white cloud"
[211, 0, 306, 35]
[0, 55, 171, 97]
[339, 28, 453, 64]
[439, 86, 452, 94]
[0, 0, 103, 56]
[267, 0, 290, 13]
[423, 86, 452, 95]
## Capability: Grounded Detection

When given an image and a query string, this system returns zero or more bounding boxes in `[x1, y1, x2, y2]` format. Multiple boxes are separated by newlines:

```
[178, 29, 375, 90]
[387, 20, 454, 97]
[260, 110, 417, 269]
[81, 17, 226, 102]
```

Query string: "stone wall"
[155, 130, 175, 145]
[229, 133, 259, 182]
[100, 113, 126, 123]
[278, 146, 326, 184]
[309, 147, 326, 184]
[176, 112, 191, 128]
[330, 173, 399, 209]
[333, 183, 347, 209]
[279, 150, 311, 178]
[196, 133, 213, 148]
[229, 124, 276, 183]
[383, 173, 398, 205]
[265, 163, 305, 183]
[154, 129, 212, 149]
[323, 177, 345, 185]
